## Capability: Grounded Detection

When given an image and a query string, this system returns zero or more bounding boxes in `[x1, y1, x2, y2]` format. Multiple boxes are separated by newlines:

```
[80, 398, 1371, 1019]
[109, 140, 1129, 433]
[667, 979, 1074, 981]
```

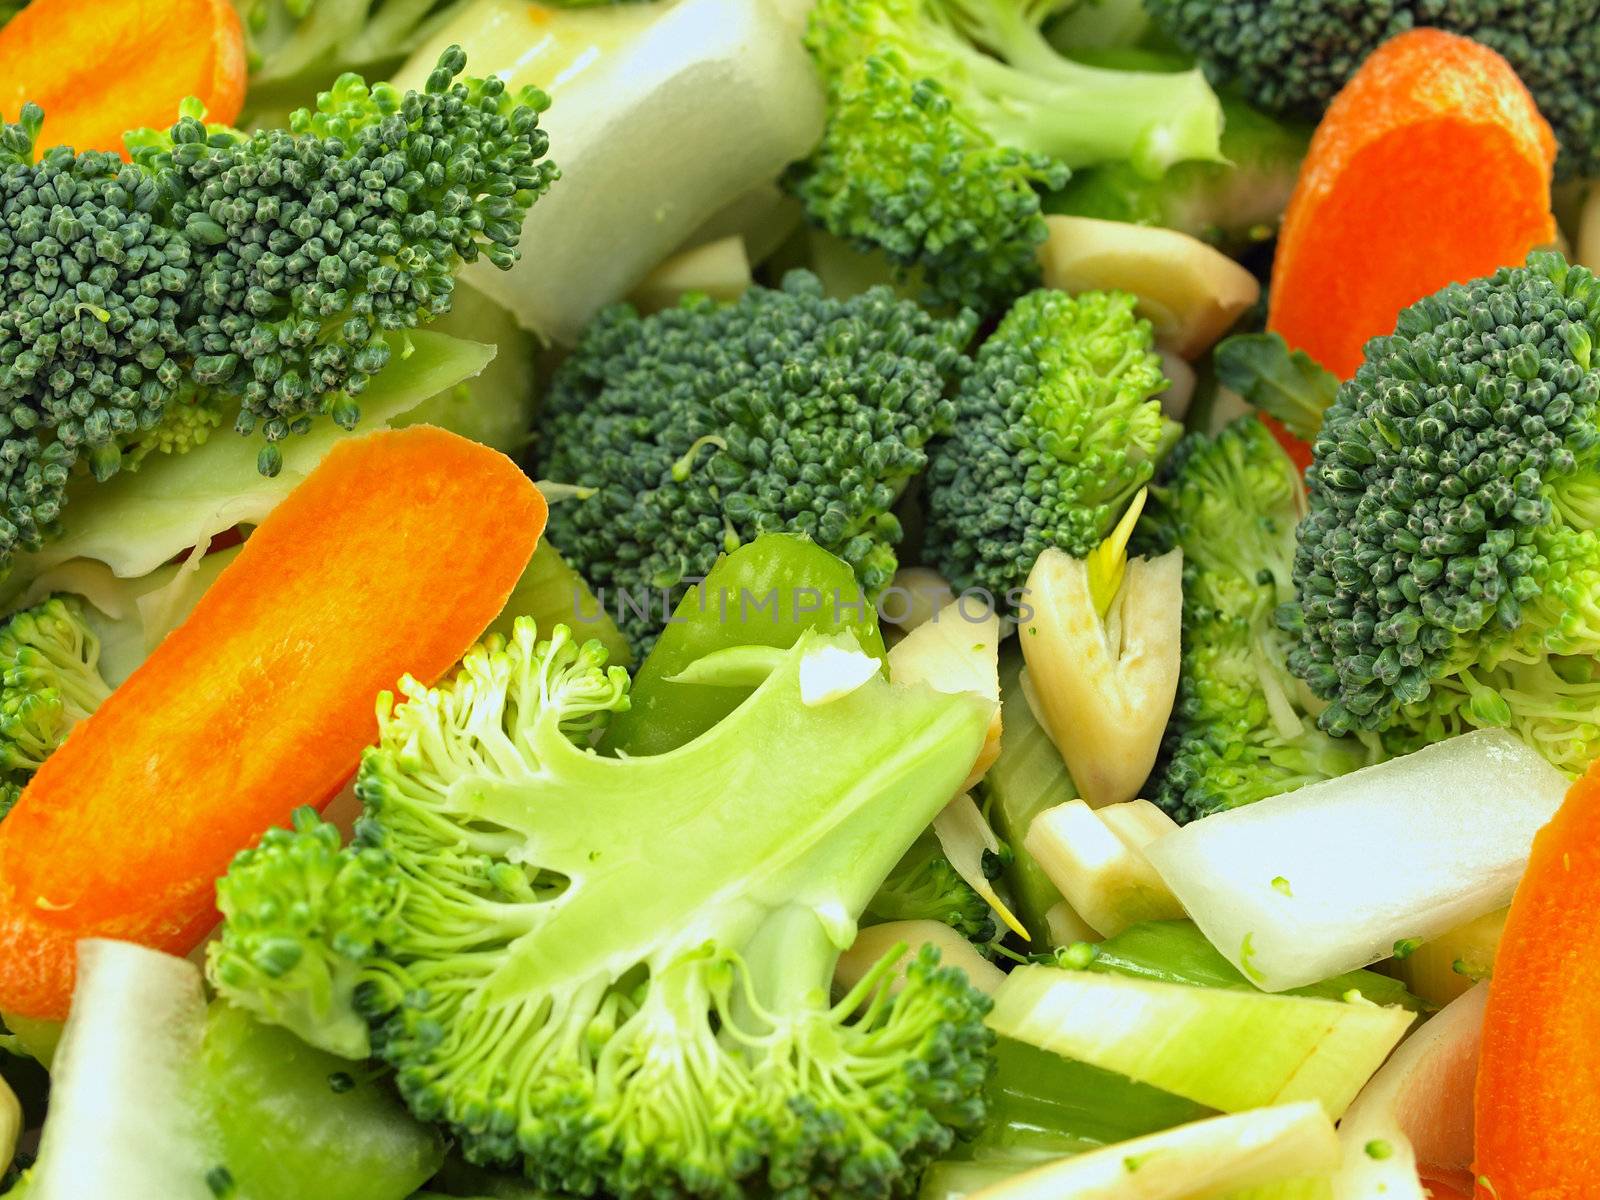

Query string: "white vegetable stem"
[1020, 545, 1182, 808]
[835, 921, 1005, 998]
[1333, 984, 1487, 1200]
[889, 599, 1002, 787]
[933, 793, 1028, 939]
[32, 941, 214, 1200]
[1024, 799, 1184, 937]
[403, 0, 826, 344]
[1145, 730, 1567, 992]
[968, 1103, 1340, 1200]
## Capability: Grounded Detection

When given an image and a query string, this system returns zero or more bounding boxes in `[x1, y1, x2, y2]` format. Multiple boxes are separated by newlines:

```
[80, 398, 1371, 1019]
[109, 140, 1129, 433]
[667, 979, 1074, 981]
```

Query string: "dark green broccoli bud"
[1213, 331, 1340, 444]
[0, 50, 552, 562]
[790, 0, 1225, 310]
[1286, 252, 1600, 773]
[923, 287, 1179, 605]
[1145, 418, 1377, 823]
[0, 1, 26, 28]
[212, 620, 998, 1199]
[0, 596, 114, 819]
[865, 831, 997, 947]
[0, 109, 195, 553]
[534, 271, 973, 651]
[1145, 0, 1600, 179]
[1047, 92, 1310, 254]
[209, 806, 399, 1060]
[145, 54, 555, 461]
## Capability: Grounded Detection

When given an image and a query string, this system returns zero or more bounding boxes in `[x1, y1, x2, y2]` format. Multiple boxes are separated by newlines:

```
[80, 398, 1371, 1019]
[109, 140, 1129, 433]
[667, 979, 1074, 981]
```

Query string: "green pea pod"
[601, 533, 884, 755]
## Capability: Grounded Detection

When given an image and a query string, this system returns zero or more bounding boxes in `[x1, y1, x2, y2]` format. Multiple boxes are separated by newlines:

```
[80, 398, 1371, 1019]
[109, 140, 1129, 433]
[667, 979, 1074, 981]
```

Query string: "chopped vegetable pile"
[0, 1, 1596, 1198]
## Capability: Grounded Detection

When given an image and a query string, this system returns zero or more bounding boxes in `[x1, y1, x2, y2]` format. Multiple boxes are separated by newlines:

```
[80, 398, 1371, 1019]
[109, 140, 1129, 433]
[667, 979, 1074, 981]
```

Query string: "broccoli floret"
[1145, 0, 1600, 179]
[865, 832, 997, 947]
[1047, 91, 1310, 253]
[209, 807, 399, 1059]
[211, 619, 997, 1198]
[0, 1, 25, 28]
[533, 271, 973, 651]
[1144, 418, 1377, 823]
[790, 0, 1225, 310]
[923, 288, 1179, 606]
[0, 49, 553, 564]
[0, 597, 113, 820]
[1285, 252, 1600, 774]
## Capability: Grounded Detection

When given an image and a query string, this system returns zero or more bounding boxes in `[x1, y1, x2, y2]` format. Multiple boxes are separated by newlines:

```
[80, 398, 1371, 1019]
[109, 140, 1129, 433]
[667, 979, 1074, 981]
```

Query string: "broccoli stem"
[952, 40, 1224, 176]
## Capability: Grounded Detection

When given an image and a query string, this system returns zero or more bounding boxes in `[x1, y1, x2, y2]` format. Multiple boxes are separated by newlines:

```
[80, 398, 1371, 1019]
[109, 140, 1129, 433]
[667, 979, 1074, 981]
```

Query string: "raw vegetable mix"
[0, 1, 1594, 1199]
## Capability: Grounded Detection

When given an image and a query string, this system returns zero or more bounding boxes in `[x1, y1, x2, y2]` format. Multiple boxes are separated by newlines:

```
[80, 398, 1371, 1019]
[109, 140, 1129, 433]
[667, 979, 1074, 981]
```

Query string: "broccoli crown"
[209, 806, 399, 1060]
[1286, 252, 1600, 774]
[790, 0, 1224, 310]
[0, 596, 113, 820]
[0, 49, 552, 563]
[923, 288, 1179, 604]
[865, 832, 996, 947]
[1145, 419, 1375, 823]
[211, 620, 997, 1199]
[1145, 0, 1600, 179]
[534, 271, 973, 651]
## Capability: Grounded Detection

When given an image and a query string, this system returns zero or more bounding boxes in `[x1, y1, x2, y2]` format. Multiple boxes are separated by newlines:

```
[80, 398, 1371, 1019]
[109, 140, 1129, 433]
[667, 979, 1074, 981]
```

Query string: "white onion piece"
[1145, 731, 1566, 991]
[1333, 984, 1486, 1200]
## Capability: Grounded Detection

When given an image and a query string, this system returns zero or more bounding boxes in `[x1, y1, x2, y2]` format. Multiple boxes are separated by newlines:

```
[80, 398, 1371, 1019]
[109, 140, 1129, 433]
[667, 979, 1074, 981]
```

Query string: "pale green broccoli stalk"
[0, 598, 114, 820]
[1213, 331, 1339, 444]
[0, 49, 553, 567]
[864, 832, 997, 948]
[1048, 91, 1310, 253]
[1286, 253, 1600, 772]
[791, 0, 1225, 310]
[211, 620, 998, 1198]
[532, 271, 973, 651]
[1144, 418, 1378, 823]
[1145, 0, 1600, 179]
[923, 287, 1180, 605]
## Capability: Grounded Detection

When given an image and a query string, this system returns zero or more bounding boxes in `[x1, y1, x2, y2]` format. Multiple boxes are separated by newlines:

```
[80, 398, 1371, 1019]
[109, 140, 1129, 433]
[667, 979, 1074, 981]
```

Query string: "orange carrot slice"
[0, 0, 246, 155]
[0, 426, 547, 1018]
[1269, 28, 1557, 380]
[1473, 759, 1600, 1199]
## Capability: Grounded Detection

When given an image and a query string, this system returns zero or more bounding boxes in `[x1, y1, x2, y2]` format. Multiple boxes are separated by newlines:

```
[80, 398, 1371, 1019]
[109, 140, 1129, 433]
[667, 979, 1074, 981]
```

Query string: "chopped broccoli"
[0, 49, 553, 565]
[923, 288, 1180, 606]
[0, 1, 24, 28]
[790, 0, 1225, 309]
[532, 271, 973, 651]
[1145, 0, 1600, 179]
[1145, 418, 1378, 822]
[864, 831, 997, 948]
[0, 598, 113, 820]
[1047, 91, 1310, 253]
[210, 620, 998, 1198]
[1285, 252, 1600, 773]
[1213, 331, 1340, 444]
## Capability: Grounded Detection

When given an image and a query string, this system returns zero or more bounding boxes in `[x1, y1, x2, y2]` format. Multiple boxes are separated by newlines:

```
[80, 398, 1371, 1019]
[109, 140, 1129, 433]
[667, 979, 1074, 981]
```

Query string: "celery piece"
[1390, 907, 1507, 1010]
[989, 967, 1414, 1119]
[963, 1103, 1338, 1200]
[201, 1002, 444, 1200]
[982, 650, 1079, 936]
[973, 1036, 1211, 1163]
[1090, 921, 1427, 1012]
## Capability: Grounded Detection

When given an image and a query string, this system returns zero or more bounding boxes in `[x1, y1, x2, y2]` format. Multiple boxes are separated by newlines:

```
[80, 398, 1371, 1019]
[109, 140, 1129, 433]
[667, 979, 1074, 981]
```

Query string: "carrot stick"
[1268, 28, 1557, 380]
[0, 426, 548, 1018]
[1473, 759, 1600, 1199]
[0, 0, 246, 156]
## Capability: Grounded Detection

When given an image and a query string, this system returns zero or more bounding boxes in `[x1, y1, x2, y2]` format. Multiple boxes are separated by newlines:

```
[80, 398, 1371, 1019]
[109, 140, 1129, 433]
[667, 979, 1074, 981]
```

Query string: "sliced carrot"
[0, 0, 246, 156]
[0, 427, 547, 1018]
[1268, 29, 1557, 380]
[1473, 759, 1600, 1199]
